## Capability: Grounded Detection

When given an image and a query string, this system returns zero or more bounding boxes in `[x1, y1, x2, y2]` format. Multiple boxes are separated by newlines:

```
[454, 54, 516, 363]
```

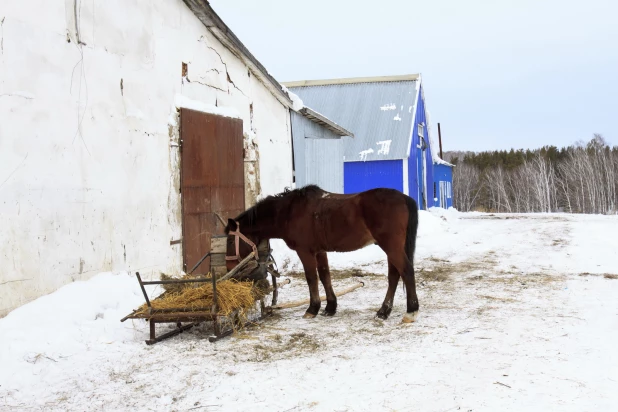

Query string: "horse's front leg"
[316, 252, 337, 316]
[296, 250, 321, 319]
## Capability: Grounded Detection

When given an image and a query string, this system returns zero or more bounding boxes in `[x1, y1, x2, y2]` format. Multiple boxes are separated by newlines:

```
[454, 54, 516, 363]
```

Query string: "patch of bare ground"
[416, 253, 564, 320]
[579, 272, 618, 280]
[284, 268, 384, 281]
[246, 332, 321, 362]
[417, 254, 498, 283]
[421, 252, 562, 285]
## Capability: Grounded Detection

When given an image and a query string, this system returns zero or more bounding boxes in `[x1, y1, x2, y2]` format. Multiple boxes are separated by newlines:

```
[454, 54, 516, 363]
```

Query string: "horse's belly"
[329, 234, 375, 252]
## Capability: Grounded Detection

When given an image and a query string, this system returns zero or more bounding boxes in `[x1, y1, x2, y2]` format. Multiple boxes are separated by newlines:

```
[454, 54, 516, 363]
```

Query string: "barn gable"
[285, 75, 419, 162]
[284, 74, 453, 209]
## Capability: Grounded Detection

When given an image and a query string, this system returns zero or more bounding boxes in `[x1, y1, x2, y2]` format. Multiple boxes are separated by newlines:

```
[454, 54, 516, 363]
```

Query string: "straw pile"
[134, 273, 270, 323]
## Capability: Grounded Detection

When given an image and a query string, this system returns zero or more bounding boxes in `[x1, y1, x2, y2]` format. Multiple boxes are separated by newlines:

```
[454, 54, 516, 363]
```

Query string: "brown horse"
[224, 185, 420, 323]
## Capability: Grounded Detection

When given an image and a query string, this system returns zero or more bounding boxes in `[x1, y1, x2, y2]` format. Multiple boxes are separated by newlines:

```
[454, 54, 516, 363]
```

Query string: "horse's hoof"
[376, 305, 392, 320]
[402, 311, 418, 323]
[303, 312, 317, 319]
[320, 310, 336, 317]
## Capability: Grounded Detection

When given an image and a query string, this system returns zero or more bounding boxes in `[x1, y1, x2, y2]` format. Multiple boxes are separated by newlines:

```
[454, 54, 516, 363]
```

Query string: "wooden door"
[180, 108, 245, 274]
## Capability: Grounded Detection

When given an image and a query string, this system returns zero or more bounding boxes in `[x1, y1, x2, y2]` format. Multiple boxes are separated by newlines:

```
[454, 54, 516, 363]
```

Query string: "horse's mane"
[230, 185, 324, 229]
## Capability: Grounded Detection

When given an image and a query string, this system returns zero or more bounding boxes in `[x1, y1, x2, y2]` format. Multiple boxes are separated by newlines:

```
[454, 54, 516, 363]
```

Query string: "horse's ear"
[226, 219, 237, 233]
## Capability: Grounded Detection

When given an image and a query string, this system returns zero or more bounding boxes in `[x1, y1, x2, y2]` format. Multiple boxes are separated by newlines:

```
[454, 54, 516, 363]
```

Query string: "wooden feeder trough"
[120, 236, 288, 345]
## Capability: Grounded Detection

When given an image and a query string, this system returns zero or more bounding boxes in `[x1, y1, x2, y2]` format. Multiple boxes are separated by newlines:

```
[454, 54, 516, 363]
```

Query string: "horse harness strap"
[226, 221, 259, 262]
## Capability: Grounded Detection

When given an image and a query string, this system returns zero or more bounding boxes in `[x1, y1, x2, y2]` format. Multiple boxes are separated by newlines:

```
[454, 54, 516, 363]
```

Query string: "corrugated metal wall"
[406, 84, 434, 210]
[290, 112, 344, 193]
[344, 160, 403, 194]
[433, 164, 453, 208]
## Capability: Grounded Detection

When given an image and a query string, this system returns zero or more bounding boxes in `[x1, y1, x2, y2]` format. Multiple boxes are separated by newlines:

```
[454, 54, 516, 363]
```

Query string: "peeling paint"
[377, 140, 392, 155]
[359, 148, 374, 161]
[244, 130, 262, 208]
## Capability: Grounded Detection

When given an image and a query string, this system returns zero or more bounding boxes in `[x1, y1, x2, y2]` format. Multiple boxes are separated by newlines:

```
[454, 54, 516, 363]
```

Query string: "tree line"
[444, 135, 618, 214]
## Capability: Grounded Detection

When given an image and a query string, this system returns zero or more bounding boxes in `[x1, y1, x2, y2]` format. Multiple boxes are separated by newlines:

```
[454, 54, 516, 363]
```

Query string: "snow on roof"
[282, 85, 354, 137]
[424, 98, 454, 167]
[280, 85, 305, 112]
[171, 94, 241, 121]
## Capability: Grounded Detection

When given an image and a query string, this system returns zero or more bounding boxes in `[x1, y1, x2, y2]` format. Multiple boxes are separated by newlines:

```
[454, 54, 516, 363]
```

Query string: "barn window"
[419, 135, 427, 150]
[417, 123, 424, 138]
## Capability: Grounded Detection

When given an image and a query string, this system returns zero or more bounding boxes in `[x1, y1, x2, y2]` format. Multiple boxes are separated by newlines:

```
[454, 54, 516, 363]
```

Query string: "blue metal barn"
[284, 74, 454, 210]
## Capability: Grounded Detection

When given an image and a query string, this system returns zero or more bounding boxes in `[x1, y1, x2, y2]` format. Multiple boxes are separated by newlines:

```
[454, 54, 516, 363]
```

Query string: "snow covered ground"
[1, 210, 617, 411]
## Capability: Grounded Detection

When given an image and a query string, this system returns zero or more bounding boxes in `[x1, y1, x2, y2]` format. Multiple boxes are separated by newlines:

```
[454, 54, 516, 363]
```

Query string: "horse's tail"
[404, 195, 419, 264]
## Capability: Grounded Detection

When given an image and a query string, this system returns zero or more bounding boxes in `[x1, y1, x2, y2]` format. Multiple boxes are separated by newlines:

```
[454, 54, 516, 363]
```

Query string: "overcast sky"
[210, 0, 617, 152]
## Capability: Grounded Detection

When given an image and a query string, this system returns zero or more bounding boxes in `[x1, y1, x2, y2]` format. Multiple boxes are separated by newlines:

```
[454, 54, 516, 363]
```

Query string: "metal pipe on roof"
[438, 122, 444, 159]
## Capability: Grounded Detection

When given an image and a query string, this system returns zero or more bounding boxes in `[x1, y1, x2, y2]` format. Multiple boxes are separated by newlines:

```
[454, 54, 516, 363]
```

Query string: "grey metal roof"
[298, 107, 354, 137]
[285, 79, 419, 161]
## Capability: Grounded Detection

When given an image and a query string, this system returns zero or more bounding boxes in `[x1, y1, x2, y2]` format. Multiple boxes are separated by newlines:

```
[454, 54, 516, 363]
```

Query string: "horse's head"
[224, 218, 259, 271]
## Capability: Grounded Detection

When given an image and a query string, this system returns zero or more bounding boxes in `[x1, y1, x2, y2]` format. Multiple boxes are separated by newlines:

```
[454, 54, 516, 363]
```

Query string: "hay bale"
[135, 277, 269, 322]
[158, 272, 204, 294]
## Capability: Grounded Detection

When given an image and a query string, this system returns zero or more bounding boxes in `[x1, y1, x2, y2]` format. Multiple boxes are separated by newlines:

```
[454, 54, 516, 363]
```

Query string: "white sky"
[210, 0, 618, 152]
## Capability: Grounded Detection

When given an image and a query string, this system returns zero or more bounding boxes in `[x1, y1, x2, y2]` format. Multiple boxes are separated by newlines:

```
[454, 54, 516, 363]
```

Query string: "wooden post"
[149, 320, 156, 342]
[211, 268, 221, 337]
[135, 272, 151, 315]
[217, 251, 256, 282]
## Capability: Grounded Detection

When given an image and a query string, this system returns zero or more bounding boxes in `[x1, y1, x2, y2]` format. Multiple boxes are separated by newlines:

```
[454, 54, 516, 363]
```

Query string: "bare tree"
[450, 135, 618, 215]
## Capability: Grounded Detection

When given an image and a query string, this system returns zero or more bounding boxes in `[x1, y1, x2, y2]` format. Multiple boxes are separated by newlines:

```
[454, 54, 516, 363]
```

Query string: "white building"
[0, 0, 348, 316]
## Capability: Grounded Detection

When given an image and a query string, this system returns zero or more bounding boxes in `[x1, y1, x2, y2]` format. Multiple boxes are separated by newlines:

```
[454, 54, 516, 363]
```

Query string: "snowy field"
[1, 209, 617, 411]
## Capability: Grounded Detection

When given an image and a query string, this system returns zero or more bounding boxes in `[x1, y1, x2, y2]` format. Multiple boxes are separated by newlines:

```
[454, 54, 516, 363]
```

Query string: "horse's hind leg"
[296, 250, 321, 319]
[316, 252, 337, 316]
[381, 246, 419, 323]
[376, 261, 399, 320]
[399, 255, 419, 323]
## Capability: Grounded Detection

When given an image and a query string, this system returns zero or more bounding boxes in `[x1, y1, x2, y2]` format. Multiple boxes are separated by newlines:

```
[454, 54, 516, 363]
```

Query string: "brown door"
[180, 108, 245, 274]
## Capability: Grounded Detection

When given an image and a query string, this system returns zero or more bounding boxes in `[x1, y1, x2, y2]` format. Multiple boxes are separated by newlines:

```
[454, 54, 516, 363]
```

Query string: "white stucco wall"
[0, 0, 294, 317]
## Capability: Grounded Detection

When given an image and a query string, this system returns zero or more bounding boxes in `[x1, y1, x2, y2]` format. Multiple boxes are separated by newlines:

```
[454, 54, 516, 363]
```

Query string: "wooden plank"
[211, 265, 227, 277]
[149, 313, 217, 322]
[210, 253, 226, 267]
[217, 252, 255, 282]
[182, 187, 212, 214]
[210, 237, 227, 254]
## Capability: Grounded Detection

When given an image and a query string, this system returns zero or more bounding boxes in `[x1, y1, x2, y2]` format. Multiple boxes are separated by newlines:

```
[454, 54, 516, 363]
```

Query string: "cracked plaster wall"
[0, 0, 293, 317]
